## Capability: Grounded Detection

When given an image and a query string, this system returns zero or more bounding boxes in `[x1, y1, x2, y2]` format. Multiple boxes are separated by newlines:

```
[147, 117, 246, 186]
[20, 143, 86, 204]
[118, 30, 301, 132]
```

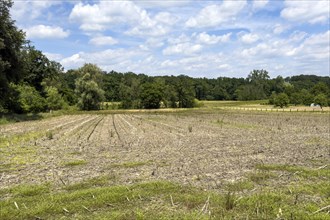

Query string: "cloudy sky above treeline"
[11, 0, 330, 78]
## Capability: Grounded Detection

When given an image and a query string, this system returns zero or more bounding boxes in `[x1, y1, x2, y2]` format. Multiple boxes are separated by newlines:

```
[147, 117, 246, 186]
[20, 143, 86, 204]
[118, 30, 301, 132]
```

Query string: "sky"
[10, 0, 330, 78]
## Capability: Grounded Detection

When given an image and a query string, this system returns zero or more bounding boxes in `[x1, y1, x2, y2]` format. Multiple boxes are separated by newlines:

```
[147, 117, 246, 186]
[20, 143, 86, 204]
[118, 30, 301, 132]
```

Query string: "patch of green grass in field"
[64, 175, 117, 191]
[248, 171, 277, 184]
[226, 180, 255, 192]
[63, 160, 87, 167]
[0, 132, 42, 172]
[255, 164, 330, 179]
[0, 178, 329, 220]
[201, 100, 269, 108]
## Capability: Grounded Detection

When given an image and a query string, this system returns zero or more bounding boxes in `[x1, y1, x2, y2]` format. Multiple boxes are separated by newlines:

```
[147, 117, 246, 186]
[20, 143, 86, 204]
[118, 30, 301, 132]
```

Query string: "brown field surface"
[0, 109, 329, 219]
[1, 110, 329, 189]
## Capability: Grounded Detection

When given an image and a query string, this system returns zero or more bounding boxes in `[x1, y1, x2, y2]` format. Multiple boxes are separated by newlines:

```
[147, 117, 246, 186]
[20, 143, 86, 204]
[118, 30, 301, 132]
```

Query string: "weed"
[225, 192, 235, 210]
[188, 125, 193, 132]
[45, 130, 53, 140]
[248, 171, 276, 184]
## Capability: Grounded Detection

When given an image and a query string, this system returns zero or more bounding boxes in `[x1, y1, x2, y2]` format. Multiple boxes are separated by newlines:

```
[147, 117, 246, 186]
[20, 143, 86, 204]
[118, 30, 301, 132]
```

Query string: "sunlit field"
[1, 103, 329, 219]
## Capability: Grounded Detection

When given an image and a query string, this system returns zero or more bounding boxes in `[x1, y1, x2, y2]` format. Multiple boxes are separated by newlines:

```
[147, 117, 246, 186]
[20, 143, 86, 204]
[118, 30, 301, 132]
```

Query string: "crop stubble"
[0, 111, 329, 191]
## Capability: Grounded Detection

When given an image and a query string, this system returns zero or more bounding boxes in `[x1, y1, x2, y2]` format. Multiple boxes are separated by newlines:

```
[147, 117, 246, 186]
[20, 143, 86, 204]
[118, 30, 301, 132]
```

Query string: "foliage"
[14, 84, 46, 113]
[314, 93, 328, 108]
[75, 73, 105, 110]
[140, 82, 163, 109]
[0, 0, 26, 111]
[21, 45, 63, 93]
[45, 86, 66, 110]
[274, 93, 290, 108]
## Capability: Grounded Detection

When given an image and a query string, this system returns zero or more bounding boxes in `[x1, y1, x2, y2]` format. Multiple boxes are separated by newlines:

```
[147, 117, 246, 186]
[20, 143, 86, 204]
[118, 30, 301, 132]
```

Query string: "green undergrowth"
[0, 173, 329, 220]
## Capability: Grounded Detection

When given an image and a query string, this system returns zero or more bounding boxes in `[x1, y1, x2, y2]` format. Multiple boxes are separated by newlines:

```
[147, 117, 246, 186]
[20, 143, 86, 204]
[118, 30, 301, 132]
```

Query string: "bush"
[274, 93, 289, 108]
[314, 93, 328, 108]
[45, 86, 67, 110]
[13, 84, 46, 113]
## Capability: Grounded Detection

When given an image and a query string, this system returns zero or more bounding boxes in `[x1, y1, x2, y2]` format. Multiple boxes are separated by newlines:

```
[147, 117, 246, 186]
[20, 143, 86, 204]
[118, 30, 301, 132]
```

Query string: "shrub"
[274, 93, 289, 108]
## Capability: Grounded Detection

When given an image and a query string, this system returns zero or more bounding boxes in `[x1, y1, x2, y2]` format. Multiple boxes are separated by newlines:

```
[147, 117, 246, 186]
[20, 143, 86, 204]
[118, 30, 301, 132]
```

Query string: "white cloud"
[168, 34, 191, 45]
[185, 1, 247, 28]
[252, 0, 268, 10]
[43, 52, 63, 61]
[25, 25, 69, 39]
[281, 0, 330, 24]
[195, 32, 231, 44]
[132, 0, 190, 8]
[89, 36, 118, 46]
[12, 0, 62, 20]
[289, 31, 307, 42]
[69, 1, 171, 36]
[239, 33, 259, 44]
[61, 49, 146, 71]
[146, 38, 164, 48]
[162, 43, 202, 56]
[273, 24, 289, 35]
[154, 12, 178, 25]
[296, 30, 330, 59]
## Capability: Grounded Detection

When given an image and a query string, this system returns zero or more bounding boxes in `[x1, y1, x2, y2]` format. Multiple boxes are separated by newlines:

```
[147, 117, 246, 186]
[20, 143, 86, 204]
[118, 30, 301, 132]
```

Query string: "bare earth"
[1, 110, 329, 191]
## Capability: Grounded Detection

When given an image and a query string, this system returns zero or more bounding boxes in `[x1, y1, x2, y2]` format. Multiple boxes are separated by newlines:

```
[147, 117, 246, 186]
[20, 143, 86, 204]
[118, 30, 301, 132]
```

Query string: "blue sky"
[11, 0, 330, 78]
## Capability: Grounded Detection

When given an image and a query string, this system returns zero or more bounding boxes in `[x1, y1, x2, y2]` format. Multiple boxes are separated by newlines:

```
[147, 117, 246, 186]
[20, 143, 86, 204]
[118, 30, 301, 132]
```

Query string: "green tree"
[140, 82, 163, 109]
[75, 73, 104, 110]
[21, 45, 63, 93]
[14, 84, 46, 113]
[300, 89, 314, 105]
[45, 86, 66, 110]
[0, 0, 26, 111]
[176, 75, 195, 108]
[268, 92, 276, 105]
[311, 82, 329, 96]
[314, 94, 328, 108]
[247, 69, 271, 97]
[274, 93, 289, 108]
[77, 63, 103, 86]
[290, 92, 303, 106]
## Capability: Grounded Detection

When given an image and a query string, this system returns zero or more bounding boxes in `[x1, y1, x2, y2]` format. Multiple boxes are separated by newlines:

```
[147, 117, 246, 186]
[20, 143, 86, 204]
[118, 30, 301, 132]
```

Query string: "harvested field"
[0, 109, 329, 219]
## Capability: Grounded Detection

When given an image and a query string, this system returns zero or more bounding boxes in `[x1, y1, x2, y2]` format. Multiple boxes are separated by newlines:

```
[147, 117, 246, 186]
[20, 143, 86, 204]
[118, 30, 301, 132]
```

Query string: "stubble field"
[0, 108, 329, 219]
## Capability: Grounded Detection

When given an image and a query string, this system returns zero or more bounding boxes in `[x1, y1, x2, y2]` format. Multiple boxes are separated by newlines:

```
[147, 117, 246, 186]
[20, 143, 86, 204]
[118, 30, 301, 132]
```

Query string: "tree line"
[1, 0, 329, 113]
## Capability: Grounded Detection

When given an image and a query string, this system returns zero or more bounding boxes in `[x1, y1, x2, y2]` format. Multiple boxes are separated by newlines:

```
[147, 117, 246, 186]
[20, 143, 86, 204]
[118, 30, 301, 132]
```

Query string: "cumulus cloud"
[69, 1, 171, 36]
[195, 32, 231, 44]
[162, 43, 202, 56]
[239, 33, 259, 44]
[154, 12, 178, 25]
[43, 52, 63, 61]
[25, 25, 69, 39]
[12, 0, 62, 20]
[252, 0, 268, 10]
[296, 30, 330, 59]
[281, 0, 330, 24]
[273, 23, 289, 35]
[89, 36, 118, 46]
[185, 1, 247, 28]
[132, 0, 190, 8]
[61, 49, 146, 71]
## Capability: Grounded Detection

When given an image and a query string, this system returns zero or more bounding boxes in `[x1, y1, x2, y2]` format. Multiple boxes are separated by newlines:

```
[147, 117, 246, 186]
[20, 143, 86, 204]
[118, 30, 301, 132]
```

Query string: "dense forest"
[1, 0, 329, 113]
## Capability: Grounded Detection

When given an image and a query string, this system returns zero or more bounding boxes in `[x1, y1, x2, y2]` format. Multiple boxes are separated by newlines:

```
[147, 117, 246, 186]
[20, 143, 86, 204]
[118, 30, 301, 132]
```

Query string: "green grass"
[256, 164, 330, 179]
[0, 178, 329, 220]
[200, 100, 269, 108]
